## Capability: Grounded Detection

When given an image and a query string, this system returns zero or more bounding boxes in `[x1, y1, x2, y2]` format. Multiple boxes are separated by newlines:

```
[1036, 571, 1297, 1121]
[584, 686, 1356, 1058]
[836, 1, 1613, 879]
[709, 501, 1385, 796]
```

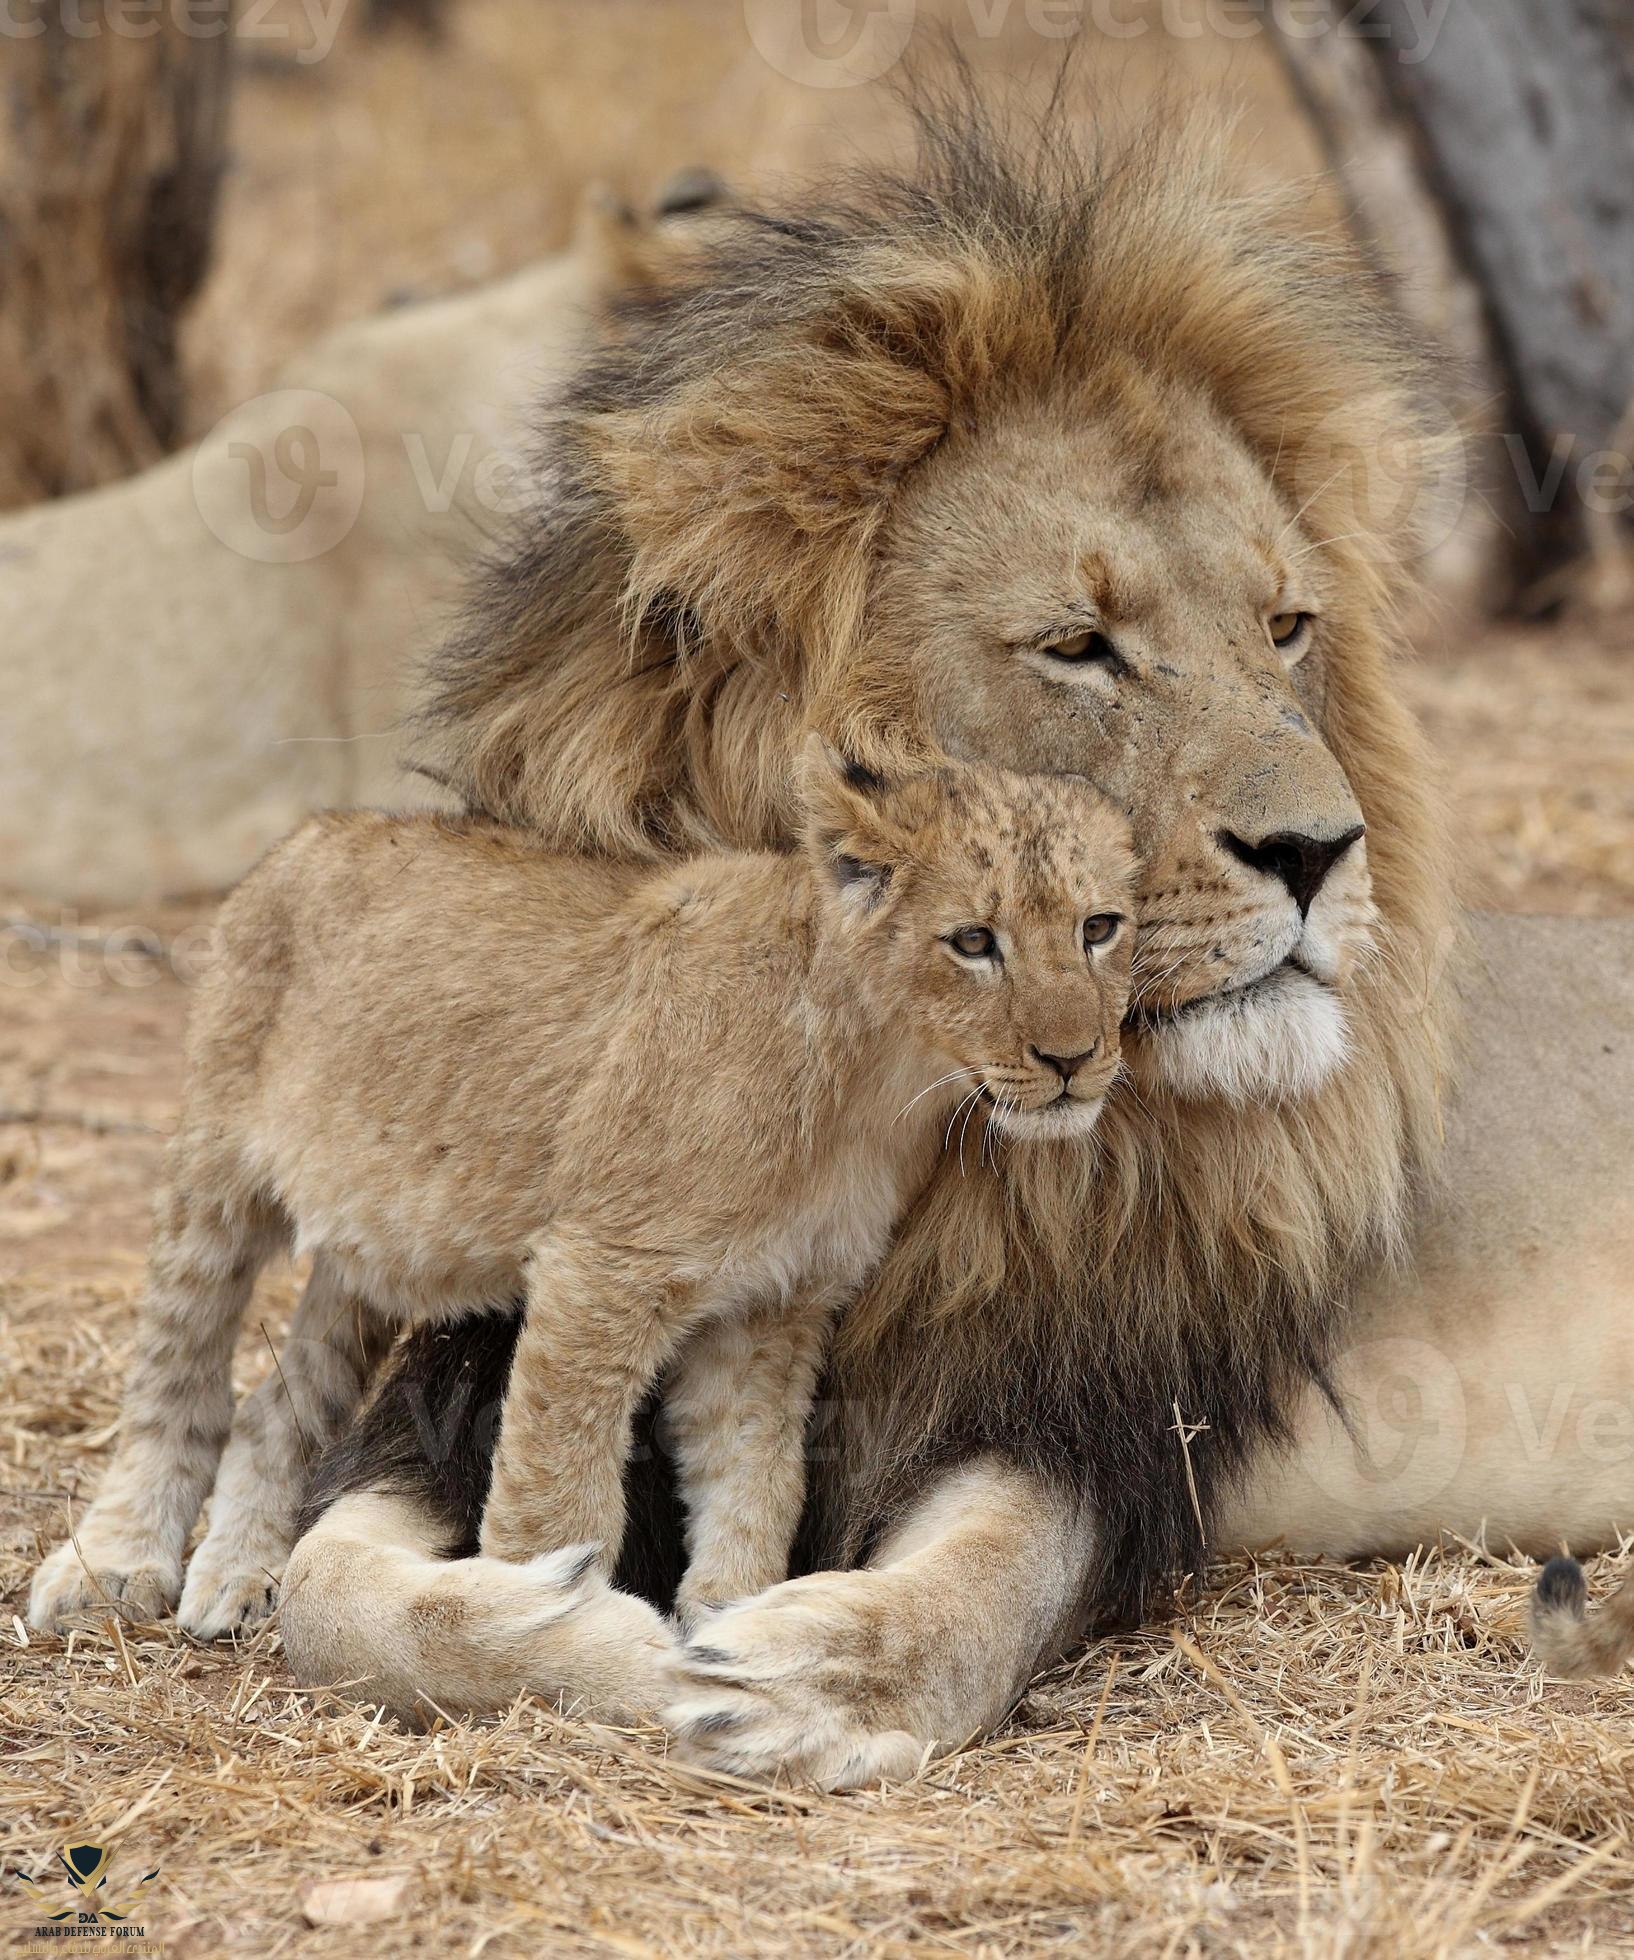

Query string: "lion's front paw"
[177, 1540, 284, 1640]
[29, 1536, 181, 1633]
[662, 1572, 932, 1791]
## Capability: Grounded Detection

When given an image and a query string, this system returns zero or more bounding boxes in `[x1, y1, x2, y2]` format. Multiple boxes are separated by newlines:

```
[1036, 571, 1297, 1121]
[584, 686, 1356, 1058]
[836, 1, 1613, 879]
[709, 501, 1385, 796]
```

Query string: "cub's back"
[184, 812, 658, 1156]
[180, 814, 809, 1247]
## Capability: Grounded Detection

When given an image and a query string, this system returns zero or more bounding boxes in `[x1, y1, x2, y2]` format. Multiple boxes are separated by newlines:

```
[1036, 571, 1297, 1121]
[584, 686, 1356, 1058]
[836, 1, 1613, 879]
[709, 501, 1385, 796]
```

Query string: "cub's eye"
[1082, 913, 1123, 949]
[1268, 611, 1314, 656]
[947, 925, 998, 961]
[1041, 628, 1120, 666]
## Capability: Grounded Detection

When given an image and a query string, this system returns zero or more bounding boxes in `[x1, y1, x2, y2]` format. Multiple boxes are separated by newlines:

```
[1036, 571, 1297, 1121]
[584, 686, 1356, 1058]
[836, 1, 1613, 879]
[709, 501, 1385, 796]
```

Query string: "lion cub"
[30, 742, 1135, 1637]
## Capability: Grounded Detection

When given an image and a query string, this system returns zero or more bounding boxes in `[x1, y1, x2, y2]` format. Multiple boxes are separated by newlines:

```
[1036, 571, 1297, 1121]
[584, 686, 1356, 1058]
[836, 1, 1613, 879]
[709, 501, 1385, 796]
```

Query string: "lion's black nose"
[1218, 825, 1365, 917]
[1029, 1043, 1099, 1084]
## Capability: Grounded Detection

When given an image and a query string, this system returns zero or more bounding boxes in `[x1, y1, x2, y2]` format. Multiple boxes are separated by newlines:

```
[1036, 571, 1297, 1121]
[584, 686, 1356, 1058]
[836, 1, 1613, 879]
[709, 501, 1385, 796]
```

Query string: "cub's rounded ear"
[828, 851, 893, 911]
[798, 733, 898, 909]
[797, 730, 889, 817]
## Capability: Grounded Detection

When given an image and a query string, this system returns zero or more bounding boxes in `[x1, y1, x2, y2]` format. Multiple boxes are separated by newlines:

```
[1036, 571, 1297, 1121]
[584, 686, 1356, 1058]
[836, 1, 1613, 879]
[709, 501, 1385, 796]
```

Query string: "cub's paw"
[672, 1576, 755, 1640]
[663, 1572, 931, 1791]
[28, 1538, 181, 1633]
[178, 1545, 284, 1640]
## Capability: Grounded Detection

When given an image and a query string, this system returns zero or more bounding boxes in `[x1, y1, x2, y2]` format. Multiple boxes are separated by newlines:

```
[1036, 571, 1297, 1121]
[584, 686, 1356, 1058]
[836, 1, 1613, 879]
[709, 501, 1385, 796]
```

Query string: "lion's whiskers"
[1286, 530, 1371, 563]
[956, 1087, 988, 1177]
[981, 1093, 1013, 1169]
[1276, 462, 1348, 553]
[1133, 940, 1195, 1004]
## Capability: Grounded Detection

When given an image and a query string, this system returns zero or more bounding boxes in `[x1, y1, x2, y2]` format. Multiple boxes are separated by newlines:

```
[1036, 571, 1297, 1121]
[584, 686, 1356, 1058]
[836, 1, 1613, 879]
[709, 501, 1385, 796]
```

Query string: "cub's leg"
[663, 1297, 835, 1629]
[665, 1456, 1095, 1790]
[29, 1180, 283, 1630]
[479, 1230, 700, 1568]
[178, 1256, 393, 1638]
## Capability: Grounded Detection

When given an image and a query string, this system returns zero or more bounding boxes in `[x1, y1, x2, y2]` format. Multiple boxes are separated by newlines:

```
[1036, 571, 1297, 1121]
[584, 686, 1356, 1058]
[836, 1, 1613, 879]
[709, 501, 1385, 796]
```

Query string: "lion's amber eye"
[1042, 629, 1119, 665]
[1082, 913, 1123, 949]
[948, 925, 998, 960]
[1268, 611, 1313, 655]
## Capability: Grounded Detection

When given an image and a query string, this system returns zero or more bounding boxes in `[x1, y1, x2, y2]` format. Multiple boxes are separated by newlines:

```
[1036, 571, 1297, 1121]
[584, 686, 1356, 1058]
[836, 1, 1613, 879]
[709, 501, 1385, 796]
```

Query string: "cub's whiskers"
[943, 1084, 987, 1160]
[895, 1065, 979, 1126]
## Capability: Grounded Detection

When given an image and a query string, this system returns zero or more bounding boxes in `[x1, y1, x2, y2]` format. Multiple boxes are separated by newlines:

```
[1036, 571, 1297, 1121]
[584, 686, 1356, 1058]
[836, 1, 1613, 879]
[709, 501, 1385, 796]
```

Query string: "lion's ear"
[585, 266, 959, 664]
[798, 733, 904, 909]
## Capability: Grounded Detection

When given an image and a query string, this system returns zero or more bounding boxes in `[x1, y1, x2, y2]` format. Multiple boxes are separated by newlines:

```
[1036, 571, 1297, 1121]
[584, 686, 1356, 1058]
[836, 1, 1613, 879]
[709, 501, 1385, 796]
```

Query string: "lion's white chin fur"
[1138, 966, 1351, 1107]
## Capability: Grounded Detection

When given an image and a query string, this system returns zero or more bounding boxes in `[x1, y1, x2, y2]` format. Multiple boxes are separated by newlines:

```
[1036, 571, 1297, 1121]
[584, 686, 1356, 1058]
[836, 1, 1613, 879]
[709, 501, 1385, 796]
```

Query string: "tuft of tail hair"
[1530, 1554, 1634, 1678]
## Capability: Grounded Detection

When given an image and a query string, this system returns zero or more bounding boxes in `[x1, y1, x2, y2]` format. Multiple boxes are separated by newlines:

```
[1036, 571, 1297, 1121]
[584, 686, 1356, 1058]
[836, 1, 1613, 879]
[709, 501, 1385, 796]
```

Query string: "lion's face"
[867, 379, 1378, 1107]
[804, 753, 1138, 1137]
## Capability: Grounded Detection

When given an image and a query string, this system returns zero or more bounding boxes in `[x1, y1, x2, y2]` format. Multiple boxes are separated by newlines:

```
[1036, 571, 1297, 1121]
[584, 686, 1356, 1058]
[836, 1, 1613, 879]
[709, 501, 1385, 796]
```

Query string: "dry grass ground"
[4, 4, 1633, 1953]
[5, 603, 1632, 1956]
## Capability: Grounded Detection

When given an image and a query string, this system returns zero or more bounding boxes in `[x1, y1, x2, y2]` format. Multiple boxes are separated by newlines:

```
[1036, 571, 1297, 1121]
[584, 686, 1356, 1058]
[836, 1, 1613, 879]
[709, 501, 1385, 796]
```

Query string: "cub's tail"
[1530, 1555, 1634, 1679]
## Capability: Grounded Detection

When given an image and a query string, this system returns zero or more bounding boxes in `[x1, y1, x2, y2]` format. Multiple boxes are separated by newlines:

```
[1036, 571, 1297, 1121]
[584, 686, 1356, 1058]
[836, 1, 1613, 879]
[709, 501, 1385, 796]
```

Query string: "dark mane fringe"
[400, 75, 1456, 1625]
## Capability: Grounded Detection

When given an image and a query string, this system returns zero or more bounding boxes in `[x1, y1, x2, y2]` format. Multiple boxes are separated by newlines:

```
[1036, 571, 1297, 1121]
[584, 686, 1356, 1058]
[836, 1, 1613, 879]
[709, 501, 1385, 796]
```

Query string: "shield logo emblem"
[61, 1843, 111, 1890]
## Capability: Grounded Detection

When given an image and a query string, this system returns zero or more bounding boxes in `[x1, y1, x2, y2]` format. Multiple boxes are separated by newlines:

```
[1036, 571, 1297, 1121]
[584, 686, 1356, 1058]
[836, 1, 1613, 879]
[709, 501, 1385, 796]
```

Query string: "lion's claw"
[662, 1576, 933, 1790]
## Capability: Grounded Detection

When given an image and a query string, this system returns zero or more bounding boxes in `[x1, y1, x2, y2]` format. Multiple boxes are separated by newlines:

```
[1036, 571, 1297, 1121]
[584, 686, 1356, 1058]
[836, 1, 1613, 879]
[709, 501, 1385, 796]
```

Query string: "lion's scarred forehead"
[878, 386, 1320, 640]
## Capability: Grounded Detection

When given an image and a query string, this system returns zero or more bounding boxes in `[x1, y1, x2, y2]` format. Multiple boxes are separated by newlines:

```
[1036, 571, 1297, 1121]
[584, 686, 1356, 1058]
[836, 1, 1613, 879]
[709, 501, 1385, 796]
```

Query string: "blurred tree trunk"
[0, 7, 235, 509]
[1273, 0, 1634, 604]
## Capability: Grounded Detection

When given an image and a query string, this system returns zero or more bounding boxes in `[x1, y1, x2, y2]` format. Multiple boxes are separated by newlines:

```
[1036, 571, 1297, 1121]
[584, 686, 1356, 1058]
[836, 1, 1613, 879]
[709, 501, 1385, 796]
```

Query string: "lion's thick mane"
[418, 91, 1456, 1623]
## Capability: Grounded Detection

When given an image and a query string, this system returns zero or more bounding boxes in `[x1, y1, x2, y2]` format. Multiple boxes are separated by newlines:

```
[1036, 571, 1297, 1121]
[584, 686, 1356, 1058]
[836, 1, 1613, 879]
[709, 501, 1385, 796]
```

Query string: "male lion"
[266, 102, 1465, 1784]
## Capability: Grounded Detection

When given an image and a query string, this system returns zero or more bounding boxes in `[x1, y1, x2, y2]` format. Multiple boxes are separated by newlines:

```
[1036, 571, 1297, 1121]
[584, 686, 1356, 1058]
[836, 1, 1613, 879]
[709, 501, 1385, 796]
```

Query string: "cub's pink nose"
[1028, 1042, 1100, 1085]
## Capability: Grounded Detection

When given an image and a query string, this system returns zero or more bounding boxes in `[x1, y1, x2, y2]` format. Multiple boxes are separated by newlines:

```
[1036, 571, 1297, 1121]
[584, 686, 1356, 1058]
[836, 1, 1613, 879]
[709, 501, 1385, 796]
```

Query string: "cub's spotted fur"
[29, 744, 1134, 1640]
